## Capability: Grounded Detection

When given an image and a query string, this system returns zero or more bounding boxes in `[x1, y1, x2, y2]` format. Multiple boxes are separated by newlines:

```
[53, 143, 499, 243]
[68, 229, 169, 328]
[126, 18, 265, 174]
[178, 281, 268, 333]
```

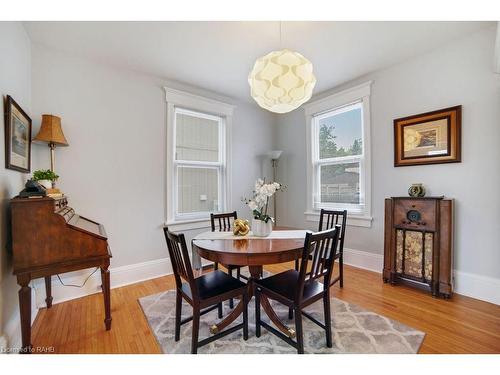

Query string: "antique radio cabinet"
[383, 197, 453, 298]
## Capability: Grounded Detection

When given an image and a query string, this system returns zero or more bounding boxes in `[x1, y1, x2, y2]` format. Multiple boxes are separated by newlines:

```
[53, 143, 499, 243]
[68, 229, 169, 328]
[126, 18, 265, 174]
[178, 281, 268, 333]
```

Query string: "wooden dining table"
[192, 228, 306, 339]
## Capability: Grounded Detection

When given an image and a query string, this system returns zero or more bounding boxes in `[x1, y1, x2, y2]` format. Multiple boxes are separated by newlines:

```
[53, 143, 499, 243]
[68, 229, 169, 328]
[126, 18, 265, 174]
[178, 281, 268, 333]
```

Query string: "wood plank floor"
[31, 263, 500, 353]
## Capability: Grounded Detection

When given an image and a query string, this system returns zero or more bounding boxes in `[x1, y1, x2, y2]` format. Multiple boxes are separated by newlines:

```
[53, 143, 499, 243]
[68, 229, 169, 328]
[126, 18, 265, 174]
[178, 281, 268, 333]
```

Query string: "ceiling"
[24, 21, 493, 101]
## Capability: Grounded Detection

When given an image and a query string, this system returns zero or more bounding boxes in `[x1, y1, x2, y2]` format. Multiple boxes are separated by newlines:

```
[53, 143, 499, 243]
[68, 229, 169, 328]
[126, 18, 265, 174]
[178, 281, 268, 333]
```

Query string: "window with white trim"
[174, 108, 226, 220]
[165, 88, 233, 226]
[305, 82, 372, 226]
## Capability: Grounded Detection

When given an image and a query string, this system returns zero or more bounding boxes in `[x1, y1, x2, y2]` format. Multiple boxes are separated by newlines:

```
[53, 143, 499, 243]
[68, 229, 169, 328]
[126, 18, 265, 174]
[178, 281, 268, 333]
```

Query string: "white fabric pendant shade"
[248, 49, 317, 114]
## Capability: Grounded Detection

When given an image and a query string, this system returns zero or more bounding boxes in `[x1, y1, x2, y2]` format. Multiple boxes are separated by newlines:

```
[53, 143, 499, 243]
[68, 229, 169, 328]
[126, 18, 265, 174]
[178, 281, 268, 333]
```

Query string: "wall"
[30, 44, 274, 301]
[0, 22, 32, 349]
[275, 26, 500, 302]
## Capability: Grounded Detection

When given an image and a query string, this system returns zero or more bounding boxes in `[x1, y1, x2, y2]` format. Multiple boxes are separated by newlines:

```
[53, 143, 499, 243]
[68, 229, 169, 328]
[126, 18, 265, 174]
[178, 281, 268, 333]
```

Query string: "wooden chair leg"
[339, 253, 344, 288]
[214, 262, 219, 270]
[237, 267, 241, 280]
[242, 293, 248, 340]
[175, 290, 182, 342]
[294, 259, 299, 271]
[288, 307, 293, 319]
[255, 290, 261, 338]
[217, 302, 223, 319]
[323, 292, 332, 348]
[191, 306, 200, 354]
[294, 307, 304, 354]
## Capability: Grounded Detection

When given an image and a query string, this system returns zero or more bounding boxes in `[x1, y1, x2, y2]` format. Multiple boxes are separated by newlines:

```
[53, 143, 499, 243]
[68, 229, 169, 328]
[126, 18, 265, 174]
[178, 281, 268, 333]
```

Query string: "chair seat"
[256, 270, 325, 304]
[182, 270, 246, 301]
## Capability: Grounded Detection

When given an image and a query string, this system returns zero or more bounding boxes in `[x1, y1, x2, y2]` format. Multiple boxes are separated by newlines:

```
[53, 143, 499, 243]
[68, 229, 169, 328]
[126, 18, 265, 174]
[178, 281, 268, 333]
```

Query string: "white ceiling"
[24, 21, 493, 101]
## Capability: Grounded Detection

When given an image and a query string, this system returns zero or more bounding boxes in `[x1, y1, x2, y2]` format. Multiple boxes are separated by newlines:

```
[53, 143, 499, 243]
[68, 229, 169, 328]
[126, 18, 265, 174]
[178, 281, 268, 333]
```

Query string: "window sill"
[304, 211, 373, 228]
[164, 218, 212, 232]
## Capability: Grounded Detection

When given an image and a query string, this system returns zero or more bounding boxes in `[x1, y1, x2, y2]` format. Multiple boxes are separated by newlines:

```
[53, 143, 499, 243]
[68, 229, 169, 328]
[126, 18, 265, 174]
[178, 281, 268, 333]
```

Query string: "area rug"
[138, 291, 425, 354]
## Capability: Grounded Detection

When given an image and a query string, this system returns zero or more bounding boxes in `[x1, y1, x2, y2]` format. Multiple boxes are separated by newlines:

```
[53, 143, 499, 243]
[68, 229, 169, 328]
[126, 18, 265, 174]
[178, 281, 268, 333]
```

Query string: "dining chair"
[255, 226, 340, 354]
[294, 209, 347, 287]
[163, 227, 249, 354]
[210, 211, 248, 309]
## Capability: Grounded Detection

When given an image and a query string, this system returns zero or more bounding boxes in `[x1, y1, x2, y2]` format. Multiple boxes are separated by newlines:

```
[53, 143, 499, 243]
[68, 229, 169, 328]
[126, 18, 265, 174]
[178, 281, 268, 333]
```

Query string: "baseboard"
[343, 248, 499, 306]
[453, 270, 500, 305]
[20, 247, 500, 323]
[33, 257, 173, 308]
[343, 247, 383, 273]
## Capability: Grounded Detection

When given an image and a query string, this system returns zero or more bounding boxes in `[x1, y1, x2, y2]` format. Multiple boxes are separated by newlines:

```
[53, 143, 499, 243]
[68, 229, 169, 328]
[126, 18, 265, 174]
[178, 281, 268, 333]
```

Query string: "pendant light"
[248, 22, 317, 114]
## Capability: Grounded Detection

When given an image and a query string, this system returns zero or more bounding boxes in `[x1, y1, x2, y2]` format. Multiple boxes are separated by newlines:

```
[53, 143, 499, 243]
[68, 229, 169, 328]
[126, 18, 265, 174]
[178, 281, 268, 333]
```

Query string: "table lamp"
[33, 114, 69, 190]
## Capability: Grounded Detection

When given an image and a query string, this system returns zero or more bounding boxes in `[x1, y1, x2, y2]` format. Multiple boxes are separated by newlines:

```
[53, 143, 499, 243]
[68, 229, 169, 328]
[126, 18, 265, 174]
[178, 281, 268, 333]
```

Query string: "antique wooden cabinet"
[383, 197, 453, 298]
[10, 195, 112, 353]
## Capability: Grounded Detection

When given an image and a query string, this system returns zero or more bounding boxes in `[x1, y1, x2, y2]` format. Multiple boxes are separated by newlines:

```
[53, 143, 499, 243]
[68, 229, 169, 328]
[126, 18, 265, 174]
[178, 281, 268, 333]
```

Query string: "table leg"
[250, 266, 296, 339]
[210, 265, 295, 339]
[209, 266, 262, 334]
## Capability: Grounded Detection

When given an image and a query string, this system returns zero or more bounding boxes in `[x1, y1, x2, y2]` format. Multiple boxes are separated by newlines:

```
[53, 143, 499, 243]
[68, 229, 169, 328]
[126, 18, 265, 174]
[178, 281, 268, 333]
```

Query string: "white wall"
[0, 22, 32, 348]
[31, 44, 274, 272]
[275, 27, 500, 286]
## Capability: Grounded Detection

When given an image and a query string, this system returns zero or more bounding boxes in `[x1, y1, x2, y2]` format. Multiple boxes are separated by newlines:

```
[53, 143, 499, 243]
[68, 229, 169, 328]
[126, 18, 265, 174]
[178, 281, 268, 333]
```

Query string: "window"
[174, 108, 225, 218]
[304, 82, 372, 227]
[165, 88, 234, 227]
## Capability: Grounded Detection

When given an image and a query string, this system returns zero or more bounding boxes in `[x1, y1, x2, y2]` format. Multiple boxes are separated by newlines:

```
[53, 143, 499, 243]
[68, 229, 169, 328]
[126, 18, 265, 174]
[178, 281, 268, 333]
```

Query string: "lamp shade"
[248, 49, 316, 114]
[268, 150, 283, 160]
[33, 114, 69, 146]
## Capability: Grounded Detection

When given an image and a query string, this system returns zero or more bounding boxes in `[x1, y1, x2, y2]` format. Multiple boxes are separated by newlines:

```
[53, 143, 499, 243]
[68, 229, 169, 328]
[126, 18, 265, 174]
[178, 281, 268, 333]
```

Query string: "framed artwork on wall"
[4, 95, 32, 173]
[394, 105, 461, 167]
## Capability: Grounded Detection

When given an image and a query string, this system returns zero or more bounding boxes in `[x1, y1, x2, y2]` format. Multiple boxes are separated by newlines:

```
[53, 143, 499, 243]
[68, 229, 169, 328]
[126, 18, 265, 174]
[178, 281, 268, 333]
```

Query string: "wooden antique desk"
[10, 196, 112, 353]
[192, 229, 305, 339]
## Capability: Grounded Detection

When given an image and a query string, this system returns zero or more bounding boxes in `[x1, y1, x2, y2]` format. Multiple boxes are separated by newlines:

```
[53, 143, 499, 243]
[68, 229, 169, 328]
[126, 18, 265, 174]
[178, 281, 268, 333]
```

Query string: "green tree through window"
[319, 124, 362, 158]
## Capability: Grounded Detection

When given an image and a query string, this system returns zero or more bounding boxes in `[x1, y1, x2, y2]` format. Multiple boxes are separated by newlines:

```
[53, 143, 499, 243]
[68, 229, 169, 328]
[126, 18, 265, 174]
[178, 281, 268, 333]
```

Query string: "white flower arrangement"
[243, 178, 283, 223]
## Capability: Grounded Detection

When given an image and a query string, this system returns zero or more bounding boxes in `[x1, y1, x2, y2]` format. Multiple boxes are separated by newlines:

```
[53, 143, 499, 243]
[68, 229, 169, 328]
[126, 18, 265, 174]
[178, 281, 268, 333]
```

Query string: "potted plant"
[243, 179, 283, 237]
[32, 169, 59, 189]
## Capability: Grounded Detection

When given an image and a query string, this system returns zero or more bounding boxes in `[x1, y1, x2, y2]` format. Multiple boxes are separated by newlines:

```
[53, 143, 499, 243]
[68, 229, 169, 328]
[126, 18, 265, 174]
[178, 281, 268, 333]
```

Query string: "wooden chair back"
[296, 227, 340, 302]
[318, 209, 347, 255]
[210, 211, 237, 232]
[163, 227, 197, 295]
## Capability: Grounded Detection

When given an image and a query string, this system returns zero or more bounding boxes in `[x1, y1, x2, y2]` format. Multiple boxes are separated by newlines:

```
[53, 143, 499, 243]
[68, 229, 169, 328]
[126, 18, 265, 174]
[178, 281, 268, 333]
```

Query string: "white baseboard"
[343, 248, 500, 306]
[454, 270, 500, 305]
[343, 247, 383, 273]
[33, 257, 173, 308]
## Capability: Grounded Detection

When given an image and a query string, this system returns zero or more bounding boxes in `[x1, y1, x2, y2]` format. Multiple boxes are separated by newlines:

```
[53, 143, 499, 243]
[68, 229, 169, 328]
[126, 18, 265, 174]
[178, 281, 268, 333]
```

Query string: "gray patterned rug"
[138, 291, 425, 354]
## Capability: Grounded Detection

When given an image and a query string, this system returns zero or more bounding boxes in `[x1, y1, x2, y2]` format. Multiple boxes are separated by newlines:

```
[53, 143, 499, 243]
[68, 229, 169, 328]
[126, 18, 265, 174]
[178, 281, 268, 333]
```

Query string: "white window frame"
[164, 87, 234, 230]
[304, 81, 373, 228]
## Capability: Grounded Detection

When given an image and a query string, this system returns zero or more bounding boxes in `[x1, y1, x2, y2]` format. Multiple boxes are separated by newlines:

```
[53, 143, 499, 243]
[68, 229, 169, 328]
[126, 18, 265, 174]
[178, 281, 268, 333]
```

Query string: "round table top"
[193, 232, 304, 267]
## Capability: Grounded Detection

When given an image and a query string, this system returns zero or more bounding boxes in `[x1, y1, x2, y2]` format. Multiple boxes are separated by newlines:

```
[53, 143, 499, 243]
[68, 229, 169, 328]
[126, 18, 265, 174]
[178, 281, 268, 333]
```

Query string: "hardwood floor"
[31, 263, 500, 354]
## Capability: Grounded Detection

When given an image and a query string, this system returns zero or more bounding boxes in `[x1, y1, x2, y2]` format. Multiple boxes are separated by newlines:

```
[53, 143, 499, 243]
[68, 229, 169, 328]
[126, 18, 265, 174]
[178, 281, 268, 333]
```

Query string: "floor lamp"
[268, 150, 282, 227]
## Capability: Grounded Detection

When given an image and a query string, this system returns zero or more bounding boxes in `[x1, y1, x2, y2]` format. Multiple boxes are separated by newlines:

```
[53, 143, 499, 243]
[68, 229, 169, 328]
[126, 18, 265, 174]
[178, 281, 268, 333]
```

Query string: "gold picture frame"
[394, 106, 461, 167]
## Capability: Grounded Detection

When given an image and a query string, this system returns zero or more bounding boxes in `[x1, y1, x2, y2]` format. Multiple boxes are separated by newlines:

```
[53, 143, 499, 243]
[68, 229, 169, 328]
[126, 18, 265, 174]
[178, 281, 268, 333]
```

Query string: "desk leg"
[45, 276, 53, 308]
[17, 275, 32, 353]
[101, 266, 112, 330]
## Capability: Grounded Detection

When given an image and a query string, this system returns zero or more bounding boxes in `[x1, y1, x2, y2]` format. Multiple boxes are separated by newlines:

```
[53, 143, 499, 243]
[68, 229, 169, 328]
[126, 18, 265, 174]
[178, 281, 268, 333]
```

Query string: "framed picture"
[394, 105, 461, 167]
[4, 95, 32, 173]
